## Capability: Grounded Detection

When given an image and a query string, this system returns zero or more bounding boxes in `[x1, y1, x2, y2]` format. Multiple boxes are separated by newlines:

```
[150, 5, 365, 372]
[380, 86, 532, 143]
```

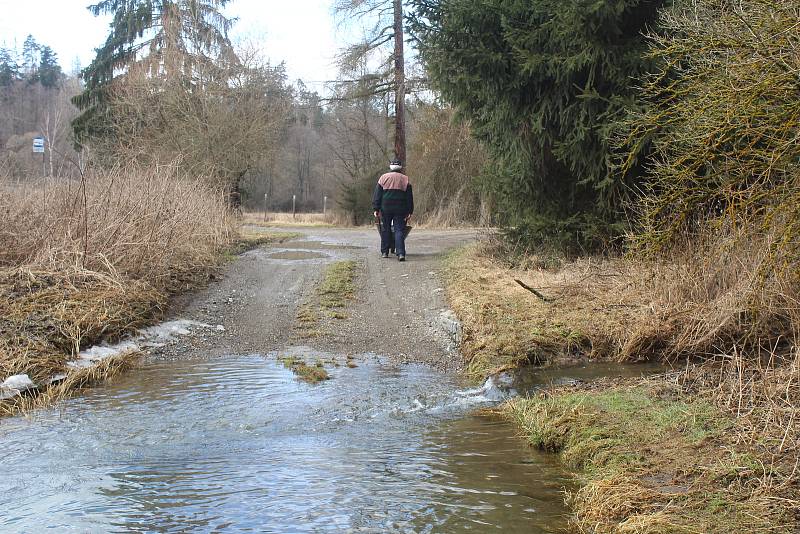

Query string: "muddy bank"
[443, 245, 799, 532]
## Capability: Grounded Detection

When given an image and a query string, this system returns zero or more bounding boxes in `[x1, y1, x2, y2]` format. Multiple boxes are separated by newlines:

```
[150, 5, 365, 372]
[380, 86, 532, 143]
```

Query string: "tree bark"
[393, 0, 406, 165]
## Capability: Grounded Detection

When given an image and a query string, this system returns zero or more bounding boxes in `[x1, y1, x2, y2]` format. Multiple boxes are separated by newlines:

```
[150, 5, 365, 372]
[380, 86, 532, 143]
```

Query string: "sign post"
[292, 195, 296, 220]
[263, 194, 268, 222]
[32, 136, 45, 177]
[323, 195, 327, 215]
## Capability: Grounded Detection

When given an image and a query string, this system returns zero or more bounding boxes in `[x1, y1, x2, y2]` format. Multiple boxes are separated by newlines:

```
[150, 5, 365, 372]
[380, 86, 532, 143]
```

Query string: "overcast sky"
[0, 0, 343, 92]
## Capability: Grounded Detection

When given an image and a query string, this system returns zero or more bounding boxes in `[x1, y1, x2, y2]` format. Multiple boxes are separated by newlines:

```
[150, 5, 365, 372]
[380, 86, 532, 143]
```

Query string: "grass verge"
[0, 166, 310, 415]
[442, 244, 649, 379]
[506, 368, 797, 533]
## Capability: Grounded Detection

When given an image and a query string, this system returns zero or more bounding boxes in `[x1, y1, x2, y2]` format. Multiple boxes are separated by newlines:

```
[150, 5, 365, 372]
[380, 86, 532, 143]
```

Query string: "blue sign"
[32, 137, 45, 153]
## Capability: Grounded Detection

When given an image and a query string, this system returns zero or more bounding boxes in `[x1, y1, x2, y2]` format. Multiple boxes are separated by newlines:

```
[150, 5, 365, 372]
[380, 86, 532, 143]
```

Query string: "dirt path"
[154, 226, 477, 370]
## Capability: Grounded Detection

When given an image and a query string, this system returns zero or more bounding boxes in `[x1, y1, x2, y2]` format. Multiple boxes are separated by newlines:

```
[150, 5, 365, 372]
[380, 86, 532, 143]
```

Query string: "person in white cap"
[372, 159, 414, 261]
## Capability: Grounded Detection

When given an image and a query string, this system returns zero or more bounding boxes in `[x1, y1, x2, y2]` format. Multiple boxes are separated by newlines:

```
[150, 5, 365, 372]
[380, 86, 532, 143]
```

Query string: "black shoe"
[381, 253, 389, 258]
[398, 255, 405, 262]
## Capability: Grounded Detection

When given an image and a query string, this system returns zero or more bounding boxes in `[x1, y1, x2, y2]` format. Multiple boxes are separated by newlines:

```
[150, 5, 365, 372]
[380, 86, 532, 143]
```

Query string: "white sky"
[0, 0, 343, 93]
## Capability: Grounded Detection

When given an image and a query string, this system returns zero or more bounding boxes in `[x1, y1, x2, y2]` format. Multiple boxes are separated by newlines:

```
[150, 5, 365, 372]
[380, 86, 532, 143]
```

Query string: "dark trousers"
[381, 212, 407, 256]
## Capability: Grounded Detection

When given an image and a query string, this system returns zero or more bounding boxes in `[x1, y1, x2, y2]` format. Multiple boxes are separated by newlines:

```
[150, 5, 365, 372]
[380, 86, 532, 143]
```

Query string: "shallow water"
[510, 361, 668, 392]
[0, 354, 571, 533]
[264, 250, 329, 260]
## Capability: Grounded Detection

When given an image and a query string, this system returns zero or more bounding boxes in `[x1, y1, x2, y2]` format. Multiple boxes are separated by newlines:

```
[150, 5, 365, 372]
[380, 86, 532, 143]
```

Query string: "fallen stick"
[514, 279, 555, 302]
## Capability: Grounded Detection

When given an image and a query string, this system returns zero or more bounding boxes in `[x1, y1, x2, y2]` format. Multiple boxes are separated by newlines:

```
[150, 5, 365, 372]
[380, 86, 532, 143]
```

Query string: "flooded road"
[0, 352, 570, 533]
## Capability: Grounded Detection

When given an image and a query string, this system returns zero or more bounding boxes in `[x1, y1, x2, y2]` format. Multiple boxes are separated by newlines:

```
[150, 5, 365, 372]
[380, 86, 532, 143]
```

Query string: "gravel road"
[152, 226, 477, 370]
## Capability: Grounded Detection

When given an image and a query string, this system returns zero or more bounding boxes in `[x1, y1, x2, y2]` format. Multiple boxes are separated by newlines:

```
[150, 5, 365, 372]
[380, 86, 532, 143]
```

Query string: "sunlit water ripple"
[0, 355, 570, 533]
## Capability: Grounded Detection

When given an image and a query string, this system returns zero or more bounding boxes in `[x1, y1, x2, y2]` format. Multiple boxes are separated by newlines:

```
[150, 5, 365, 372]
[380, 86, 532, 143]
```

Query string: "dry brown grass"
[450, 239, 799, 530]
[0, 163, 233, 410]
[443, 244, 653, 378]
[0, 267, 162, 383]
[447, 230, 800, 371]
[0, 352, 137, 417]
[242, 211, 347, 227]
[622, 229, 800, 363]
[1, 164, 233, 282]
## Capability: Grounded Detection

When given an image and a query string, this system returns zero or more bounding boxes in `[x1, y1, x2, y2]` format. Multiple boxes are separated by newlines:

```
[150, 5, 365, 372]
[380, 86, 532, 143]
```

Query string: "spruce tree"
[21, 34, 40, 83]
[38, 46, 63, 89]
[72, 0, 235, 143]
[0, 47, 20, 87]
[411, 0, 667, 253]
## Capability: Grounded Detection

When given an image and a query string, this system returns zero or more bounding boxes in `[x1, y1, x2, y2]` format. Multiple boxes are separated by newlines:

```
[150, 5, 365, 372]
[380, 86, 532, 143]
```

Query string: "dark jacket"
[372, 171, 414, 215]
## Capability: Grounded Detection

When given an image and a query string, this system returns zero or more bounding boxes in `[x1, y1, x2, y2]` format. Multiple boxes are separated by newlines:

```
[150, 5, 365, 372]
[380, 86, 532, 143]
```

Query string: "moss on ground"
[280, 355, 330, 383]
[292, 260, 358, 340]
[318, 260, 357, 309]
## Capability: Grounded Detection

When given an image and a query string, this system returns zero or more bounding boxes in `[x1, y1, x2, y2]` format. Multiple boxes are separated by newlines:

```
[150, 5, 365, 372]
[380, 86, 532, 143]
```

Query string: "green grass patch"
[280, 356, 330, 383]
[291, 261, 358, 340]
[318, 260, 357, 309]
[506, 383, 786, 533]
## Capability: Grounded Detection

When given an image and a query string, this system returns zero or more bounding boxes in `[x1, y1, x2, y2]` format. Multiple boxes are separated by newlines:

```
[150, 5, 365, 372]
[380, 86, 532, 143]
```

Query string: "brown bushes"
[618, 0, 800, 362]
[0, 163, 233, 284]
[620, 227, 800, 364]
[0, 163, 233, 387]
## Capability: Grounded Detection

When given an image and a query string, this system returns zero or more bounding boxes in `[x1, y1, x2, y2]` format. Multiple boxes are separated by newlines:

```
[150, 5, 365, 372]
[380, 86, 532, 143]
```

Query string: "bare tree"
[104, 53, 293, 200]
[335, 0, 408, 163]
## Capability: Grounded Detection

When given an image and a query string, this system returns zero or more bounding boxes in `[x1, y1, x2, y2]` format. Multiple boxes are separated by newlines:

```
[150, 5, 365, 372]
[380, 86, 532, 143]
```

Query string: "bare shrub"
[409, 104, 489, 227]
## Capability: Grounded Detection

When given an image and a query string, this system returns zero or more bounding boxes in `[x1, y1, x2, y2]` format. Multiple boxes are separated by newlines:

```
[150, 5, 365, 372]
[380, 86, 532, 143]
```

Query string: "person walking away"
[373, 159, 413, 261]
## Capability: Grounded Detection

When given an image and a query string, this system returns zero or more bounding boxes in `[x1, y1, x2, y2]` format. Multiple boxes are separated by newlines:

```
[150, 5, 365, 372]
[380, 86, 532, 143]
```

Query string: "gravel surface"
[148, 226, 477, 371]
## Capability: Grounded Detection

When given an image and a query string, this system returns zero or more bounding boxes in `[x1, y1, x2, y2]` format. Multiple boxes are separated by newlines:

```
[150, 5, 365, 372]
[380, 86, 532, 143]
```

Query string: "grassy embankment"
[0, 167, 297, 415]
[444, 244, 798, 533]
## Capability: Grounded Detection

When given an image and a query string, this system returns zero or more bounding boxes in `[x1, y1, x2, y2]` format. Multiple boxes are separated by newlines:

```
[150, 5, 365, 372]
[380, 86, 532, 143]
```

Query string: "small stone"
[215, 325, 226, 332]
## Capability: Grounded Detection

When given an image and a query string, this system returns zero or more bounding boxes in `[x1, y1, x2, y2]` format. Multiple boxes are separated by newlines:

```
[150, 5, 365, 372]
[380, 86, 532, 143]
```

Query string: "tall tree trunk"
[393, 0, 406, 164]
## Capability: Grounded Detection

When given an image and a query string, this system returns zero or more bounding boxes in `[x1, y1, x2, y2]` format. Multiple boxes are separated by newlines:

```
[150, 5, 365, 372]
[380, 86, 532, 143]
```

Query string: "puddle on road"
[279, 241, 366, 251]
[0, 354, 571, 533]
[264, 250, 329, 260]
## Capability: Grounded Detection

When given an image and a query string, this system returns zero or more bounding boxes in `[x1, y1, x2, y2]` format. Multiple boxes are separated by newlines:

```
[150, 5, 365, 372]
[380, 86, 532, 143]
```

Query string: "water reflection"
[0, 356, 569, 533]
